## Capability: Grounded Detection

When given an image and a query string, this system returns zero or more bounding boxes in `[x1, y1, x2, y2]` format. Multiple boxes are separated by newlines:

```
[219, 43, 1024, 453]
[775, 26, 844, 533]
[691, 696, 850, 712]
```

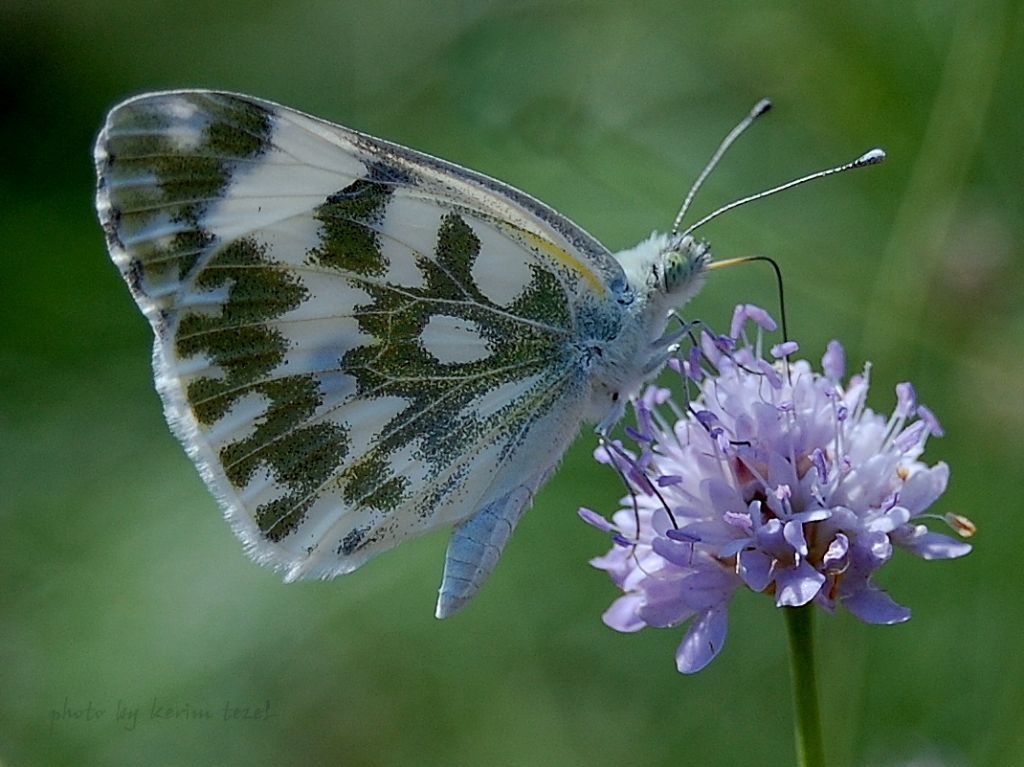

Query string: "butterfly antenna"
[670, 98, 773, 236]
[681, 148, 886, 238]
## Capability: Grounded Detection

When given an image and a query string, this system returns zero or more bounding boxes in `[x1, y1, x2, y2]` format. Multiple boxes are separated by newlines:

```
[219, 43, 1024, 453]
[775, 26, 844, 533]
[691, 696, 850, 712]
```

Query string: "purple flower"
[580, 306, 973, 673]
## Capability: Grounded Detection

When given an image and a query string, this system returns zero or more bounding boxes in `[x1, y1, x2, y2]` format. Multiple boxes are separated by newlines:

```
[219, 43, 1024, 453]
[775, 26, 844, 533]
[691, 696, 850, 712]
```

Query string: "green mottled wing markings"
[174, 237, 350, 540]
[309, 194, 577, 543]
[341, 455, 408, 514]
[99, 93, 355, 542]
[307, 177, 392, 278]
[99, 93, 273, 293]
[217, 376, 349, 541]
[432, 210, 490, 302]
[177, 237, 309, 422]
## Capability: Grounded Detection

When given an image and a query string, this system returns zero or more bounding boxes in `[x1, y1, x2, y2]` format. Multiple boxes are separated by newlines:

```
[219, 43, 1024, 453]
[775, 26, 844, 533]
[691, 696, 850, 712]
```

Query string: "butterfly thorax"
[583, 232, 710, 427]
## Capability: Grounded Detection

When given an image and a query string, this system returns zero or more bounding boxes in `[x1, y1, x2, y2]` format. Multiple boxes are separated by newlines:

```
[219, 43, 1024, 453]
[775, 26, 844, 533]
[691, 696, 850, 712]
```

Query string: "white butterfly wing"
[95, 91, 627, 614]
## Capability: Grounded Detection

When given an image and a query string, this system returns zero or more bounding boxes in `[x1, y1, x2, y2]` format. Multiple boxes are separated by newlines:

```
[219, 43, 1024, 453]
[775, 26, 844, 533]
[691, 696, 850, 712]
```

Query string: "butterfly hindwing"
[95, 90, 628, 599]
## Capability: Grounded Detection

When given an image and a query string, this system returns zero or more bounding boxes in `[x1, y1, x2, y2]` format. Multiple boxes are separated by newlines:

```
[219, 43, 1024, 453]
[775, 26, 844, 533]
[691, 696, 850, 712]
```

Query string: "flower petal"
[771, 341, 799, 358]
[822, 533, 850, 571]
[822, 340, 845, 381]
[579, 507, 614, 532]
[775, 560, 826, 607]
[895, 382, 916, 417]
[645, 568, 736, 626]
[899, 462, 949, 514]
[842, 586, 910, 624]
[730, 304, 777, 337]
[719, 537, 751, 558]
[638, 576, 700, 627]
[894, 421, 927, 452]
[652, 536, 696, 567]
[738, 548, 774, 591]
[602, 594, 646, 632]
[783, 519, 809, 556]
[894, 529, 972, 560]
[917, 404, 944, 437]
[676, 605, 729, 673]
[867, 506, 911, 534]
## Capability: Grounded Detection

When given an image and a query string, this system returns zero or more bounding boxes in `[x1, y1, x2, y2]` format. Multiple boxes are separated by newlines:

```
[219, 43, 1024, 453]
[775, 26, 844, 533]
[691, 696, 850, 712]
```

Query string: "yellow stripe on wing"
[503, 223, 607, 295]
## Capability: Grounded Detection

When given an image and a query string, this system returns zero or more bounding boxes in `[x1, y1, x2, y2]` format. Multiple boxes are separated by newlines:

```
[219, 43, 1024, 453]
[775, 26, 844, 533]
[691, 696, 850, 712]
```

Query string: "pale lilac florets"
[580, 305, 972, 673]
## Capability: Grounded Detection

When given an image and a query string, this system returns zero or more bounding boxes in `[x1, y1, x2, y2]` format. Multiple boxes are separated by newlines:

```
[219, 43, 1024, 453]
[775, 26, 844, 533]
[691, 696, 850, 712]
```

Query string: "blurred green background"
[2, 2, 1021, 765]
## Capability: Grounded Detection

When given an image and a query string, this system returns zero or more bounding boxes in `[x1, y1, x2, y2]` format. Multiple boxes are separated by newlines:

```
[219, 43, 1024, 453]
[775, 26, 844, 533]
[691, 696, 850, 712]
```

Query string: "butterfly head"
[612, 231, 710, 317]
[661, 232, 711, 299]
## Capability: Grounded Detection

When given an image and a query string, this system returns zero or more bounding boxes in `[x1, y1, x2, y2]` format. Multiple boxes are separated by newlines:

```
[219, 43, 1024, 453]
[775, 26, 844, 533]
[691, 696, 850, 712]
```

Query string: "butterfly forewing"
[96, 91, 626, 582]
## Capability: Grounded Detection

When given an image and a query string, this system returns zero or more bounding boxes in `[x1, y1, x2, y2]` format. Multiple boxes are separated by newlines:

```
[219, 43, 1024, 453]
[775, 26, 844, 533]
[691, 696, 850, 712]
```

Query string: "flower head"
[581, 305, 972, 673]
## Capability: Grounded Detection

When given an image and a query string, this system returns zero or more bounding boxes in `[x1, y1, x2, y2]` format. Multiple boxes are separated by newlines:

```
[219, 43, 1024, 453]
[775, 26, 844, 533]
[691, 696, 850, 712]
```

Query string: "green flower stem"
[785, 605, 826, 767]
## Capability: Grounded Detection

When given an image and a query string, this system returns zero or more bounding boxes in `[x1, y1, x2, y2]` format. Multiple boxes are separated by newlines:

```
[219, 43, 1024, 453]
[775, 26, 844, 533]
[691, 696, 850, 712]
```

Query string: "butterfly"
[94, 91, 881, 617]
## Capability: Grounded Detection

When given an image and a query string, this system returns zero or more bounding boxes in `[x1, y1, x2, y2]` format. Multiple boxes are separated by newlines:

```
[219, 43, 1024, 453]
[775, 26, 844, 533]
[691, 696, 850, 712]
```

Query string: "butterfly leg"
[435, 485, 534, 618]
[649, 312, 703, 367]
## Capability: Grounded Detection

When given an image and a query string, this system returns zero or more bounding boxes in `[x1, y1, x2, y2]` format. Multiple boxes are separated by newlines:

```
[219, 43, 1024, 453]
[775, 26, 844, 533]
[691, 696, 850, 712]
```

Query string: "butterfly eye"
[662, 250, 690, 292]
[662, 237, 711, 294]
